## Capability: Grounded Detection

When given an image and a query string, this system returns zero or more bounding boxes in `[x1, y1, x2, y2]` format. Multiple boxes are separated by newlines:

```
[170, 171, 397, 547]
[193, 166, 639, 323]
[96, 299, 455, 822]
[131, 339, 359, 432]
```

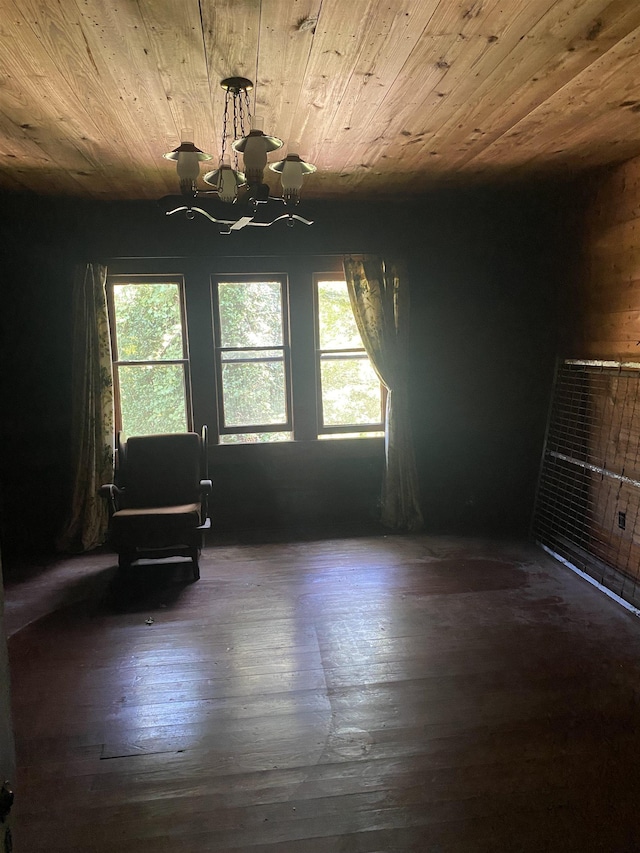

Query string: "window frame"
[210, 273, 293, 439]
[313, 272, 385, 438]
[106, 273, 193, 436]
[104, 257, 385, 448]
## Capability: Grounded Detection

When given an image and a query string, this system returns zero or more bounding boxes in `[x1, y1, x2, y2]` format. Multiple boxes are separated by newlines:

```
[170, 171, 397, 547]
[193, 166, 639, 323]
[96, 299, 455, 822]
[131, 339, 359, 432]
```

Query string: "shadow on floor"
[104, 559, 198, 614]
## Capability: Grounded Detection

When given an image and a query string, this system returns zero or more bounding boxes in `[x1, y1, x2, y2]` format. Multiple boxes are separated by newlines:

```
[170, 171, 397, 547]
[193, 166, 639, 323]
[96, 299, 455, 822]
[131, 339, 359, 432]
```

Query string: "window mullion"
[288, 262, 318, 441]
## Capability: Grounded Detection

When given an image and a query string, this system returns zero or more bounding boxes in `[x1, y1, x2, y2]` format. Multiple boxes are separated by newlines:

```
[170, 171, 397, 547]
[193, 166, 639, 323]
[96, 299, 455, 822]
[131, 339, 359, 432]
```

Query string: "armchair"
[101, 426, 211, 580]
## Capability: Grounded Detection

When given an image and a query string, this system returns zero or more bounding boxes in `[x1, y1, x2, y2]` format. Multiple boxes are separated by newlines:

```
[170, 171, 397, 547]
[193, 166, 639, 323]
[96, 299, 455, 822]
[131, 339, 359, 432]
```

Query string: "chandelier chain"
[220, 90, 229, 166]
[232, 93, 239, 170]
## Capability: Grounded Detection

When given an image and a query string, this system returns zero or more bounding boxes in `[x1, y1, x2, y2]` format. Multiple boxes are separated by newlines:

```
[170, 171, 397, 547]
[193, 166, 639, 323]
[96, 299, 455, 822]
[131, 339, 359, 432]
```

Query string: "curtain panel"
[343, 254, 423, 532]
[57, 263, 114, 552]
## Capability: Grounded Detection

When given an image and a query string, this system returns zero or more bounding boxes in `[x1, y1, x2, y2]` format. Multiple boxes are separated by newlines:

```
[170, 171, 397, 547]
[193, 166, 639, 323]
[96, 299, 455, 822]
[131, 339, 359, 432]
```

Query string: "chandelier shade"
[233, 126, 283, 185]
[163, 131, 212, 196]
[270, 154, 317, 205]
[203, 163, 246, 203]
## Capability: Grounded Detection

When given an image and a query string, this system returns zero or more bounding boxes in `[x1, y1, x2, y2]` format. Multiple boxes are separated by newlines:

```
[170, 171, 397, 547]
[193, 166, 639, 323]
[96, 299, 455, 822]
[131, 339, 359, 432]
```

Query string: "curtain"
[57, 263, 114, 552]
[343, 254, 423, 531]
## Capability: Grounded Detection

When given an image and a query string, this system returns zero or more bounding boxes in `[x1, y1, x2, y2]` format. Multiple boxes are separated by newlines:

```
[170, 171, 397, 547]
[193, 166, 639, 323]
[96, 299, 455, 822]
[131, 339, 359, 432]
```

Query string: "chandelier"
[161, 77, 316, 235]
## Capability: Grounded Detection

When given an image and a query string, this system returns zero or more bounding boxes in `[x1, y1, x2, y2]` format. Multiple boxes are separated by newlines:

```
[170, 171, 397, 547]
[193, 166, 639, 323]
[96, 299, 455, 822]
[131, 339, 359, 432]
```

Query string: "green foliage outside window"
[118, 364, 187, 437]
[317, 279, 383, 428]
[320, 357, 382, 425]
[113, 283, 188, 437]
[114, 283, 184, 361]
[217, 281, 288, 437]
[218, 280, 283, 348]
[317, 280, 362, 350]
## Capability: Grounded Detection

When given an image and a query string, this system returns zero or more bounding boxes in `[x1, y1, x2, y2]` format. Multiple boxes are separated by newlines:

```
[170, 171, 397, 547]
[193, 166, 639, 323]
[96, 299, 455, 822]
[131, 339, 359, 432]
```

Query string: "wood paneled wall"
[574, 155, 640, 359]
[543, 155, 640, 593]
[586, 370, 640, 583]
[580, 164, 640, 579]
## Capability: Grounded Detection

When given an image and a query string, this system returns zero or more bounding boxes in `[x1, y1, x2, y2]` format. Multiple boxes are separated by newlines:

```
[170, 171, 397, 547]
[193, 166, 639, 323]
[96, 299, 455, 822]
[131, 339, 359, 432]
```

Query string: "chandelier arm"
[164, 205, 242, 226]
[267, 213, 314, 227]
[163, 204, 313, 230]
[228, 213, 315, 228]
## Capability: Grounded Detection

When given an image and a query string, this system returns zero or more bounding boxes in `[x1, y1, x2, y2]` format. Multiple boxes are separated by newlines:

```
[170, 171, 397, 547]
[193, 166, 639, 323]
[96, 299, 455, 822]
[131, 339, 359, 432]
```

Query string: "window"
[315, 274, 384, 437]
[108, 276, 191, 437]
[106, 260, 384, 443]
[212, 276, 292, 444]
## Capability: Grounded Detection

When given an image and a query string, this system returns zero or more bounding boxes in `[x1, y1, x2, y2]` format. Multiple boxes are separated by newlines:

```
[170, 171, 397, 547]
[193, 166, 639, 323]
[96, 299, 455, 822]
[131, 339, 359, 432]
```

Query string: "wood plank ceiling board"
[306, 0, 442, 173]
[27, 0, 157, 197]
[470, 24, 640, 174]
[252, 0, 320, 161]
[0, 0, 121, 196]
[283, 0, 417, 171]
[77, 0, 214, 199]
[439, 0, 640, 174]
[0, 108, 75, 197]
[19, 0, 191, 199]
[530, 69, 640, 167]
[0, 0, 639, 199]
[316, 0, 442, 161]
[363, 0, 635, 180]
[333, 0, 525, 183]
[70, 0, 181, 199]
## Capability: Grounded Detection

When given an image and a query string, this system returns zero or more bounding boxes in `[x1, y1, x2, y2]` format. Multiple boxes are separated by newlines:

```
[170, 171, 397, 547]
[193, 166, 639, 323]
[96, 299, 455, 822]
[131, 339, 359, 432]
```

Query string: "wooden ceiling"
[1, 0, 640, 201]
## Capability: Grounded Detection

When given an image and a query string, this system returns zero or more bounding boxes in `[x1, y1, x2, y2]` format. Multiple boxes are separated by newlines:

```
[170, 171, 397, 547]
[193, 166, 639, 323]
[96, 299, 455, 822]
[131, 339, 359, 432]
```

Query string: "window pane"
[320, 357, 382, 426]
[118, 364, 188, 436]
[222, 360, 287, 426]
[218, 281, 283, 348]
[113, 283, 184, 361]
[220, 432, 291, 445]
[317, 280, 362, 350]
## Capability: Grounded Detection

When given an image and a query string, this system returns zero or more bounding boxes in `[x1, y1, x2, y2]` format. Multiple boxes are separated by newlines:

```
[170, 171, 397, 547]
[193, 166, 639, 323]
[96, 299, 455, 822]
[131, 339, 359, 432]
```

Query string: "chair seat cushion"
[111, 502, 203, 546]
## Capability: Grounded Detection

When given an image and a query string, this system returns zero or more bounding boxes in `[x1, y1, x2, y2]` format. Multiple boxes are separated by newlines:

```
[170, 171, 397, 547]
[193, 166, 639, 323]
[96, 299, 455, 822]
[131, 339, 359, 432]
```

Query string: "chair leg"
[118, 551, 134, 570]
[191, 548, 200, 581]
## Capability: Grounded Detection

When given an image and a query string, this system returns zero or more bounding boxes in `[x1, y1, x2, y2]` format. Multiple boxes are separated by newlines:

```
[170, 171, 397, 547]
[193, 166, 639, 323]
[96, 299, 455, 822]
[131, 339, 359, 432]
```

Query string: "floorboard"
[8, 535, 640, 851]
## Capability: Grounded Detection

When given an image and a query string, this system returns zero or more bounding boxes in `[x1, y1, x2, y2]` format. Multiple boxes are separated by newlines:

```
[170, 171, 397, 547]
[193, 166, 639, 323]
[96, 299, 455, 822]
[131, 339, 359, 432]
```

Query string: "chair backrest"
[122, 432, 203, 508]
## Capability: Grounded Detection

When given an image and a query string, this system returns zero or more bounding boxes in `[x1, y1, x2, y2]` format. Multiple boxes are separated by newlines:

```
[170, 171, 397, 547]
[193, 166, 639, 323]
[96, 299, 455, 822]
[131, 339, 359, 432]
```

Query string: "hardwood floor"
[8, 535, 640, 851]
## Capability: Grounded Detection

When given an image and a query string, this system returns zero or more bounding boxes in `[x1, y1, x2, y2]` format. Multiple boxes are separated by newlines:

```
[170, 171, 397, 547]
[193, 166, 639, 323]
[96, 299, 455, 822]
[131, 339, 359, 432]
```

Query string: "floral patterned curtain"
[57, 263, 114, 552]
[343, 254, 423, 531]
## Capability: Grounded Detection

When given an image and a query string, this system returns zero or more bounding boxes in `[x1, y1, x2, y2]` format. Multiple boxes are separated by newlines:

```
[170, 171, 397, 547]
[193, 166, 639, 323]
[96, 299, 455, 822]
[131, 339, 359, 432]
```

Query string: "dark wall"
[409, 189, 578, 532]
[0, 181, 582, 561]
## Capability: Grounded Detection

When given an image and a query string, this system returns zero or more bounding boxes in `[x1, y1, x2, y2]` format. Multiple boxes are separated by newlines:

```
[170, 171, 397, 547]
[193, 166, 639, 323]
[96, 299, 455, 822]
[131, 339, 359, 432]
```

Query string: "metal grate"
[533, 360, 640, 607]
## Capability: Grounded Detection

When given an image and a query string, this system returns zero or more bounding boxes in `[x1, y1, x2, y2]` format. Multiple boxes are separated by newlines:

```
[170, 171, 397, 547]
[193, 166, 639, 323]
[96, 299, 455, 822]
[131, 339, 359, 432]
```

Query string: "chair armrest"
[99, 483, 124, 513]
[199, 479, 213, 494]
[199, 479, 213, 520]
